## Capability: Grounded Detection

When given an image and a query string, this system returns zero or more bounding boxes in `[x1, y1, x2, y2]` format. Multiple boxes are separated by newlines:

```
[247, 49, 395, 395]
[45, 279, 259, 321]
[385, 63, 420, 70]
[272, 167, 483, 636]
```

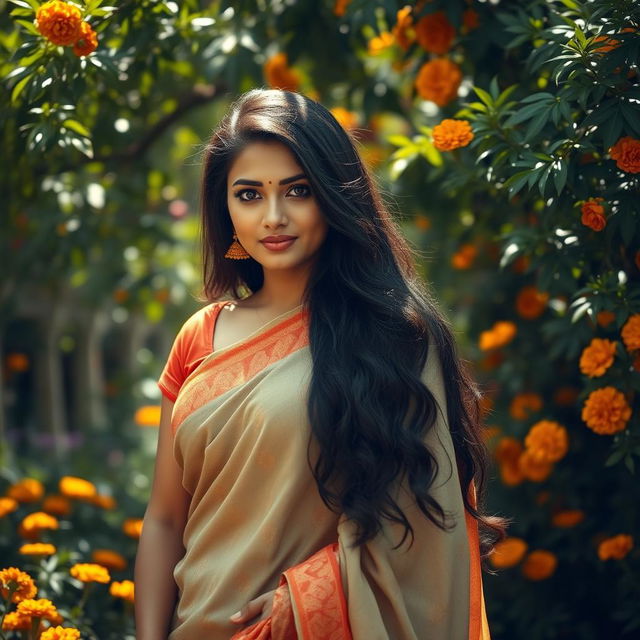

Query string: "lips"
[261, 235, 297, 242]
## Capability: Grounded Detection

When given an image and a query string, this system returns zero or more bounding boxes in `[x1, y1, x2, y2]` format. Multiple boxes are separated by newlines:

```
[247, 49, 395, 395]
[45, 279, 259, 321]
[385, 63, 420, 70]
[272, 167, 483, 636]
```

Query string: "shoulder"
[179, 300, 228, 334]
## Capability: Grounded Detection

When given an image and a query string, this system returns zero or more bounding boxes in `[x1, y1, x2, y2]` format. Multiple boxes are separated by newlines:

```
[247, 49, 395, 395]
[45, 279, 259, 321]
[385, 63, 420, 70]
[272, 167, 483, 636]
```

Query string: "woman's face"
[226, 139, 328, 272]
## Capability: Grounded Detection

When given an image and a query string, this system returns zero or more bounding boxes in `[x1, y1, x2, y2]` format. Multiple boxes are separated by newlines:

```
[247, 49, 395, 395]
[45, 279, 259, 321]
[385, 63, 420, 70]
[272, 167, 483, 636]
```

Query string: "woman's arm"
[134, 395, 191, 640]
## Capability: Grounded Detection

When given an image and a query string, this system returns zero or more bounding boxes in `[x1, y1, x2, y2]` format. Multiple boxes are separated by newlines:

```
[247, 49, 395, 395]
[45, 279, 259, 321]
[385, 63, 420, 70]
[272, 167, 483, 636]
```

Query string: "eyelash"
[233, 184, 311, 202]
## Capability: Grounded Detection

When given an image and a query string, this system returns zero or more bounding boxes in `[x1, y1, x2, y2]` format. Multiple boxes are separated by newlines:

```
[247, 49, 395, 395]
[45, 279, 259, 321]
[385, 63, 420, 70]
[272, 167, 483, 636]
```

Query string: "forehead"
[227, 140, 301, 179]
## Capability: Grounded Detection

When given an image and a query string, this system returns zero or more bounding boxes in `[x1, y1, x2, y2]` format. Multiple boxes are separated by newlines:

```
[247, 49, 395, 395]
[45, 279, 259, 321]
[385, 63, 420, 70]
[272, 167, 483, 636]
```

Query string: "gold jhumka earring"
[224, 232, 251, 259]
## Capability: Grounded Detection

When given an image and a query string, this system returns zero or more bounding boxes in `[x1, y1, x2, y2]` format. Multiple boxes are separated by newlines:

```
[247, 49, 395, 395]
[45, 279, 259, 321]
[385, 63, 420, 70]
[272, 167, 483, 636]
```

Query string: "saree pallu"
[165, 302, 490, 640]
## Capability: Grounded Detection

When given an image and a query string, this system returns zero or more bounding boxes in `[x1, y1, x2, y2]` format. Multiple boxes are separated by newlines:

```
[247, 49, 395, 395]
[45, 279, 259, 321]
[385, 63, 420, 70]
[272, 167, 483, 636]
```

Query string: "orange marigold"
[42, 495, 72, 516]
[91, 549, 127, 571]
[7, 478, 45, 503]
[0, 496, 19, 517]
[462, 8, 480, 32]
[478, 320, 517, 351]
[521, 550, 557, 580]
[19, 512, 59, 539]
[368, 31, 395, 55]
[333, 0, 351, 17]
[451, 243, 477, 269]
[598, 534, 634, 560]
[509, 392, 543, 421]
[489, 537, 528, 568]
[40, 627, 81, 640]
[110, 579, 135, 603]
[495, 437, 525, 486]
[59, 476, 96, 499]
[16, 597, 58, 620]
[518, 449, 553, 482]
[35, 0, 83, 46]
[19, 543, 57, 556]
[1, 610, 32, 630]
[432, 119, 474, 151]
[123, 517, 144, 538]
[0, 567, 37, 603]
[263, 53, 300, 92]
[72, 21, 97, 57]
[551, 509, 585, 528]
[579, 338, 617, 377]
[610, 136, 640, 173]
[415, 11, 455, 55]
[592, 34, 621, 53]
[330, 107, 359, 131]
[392, 5, 416, 51]
[89, 493, 117, 510]
[69, 562, 110, 583]
[515, 285, 549, 320]
[5, 352, 30, 372]
[581, 386, 632, 435]
[553, 386, 579, 406]
[134, 405, 161, 428]
[415, 58, 462, 107]
[580, 197, 606, 231]
[596, 310, 616, 328]
[621, 314, 640, 352]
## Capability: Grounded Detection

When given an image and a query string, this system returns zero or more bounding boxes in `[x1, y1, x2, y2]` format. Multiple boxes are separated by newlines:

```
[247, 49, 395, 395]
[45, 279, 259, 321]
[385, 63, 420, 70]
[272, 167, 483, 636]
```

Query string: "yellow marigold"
[610, 136, 640, 173]
[19, 512, 59, 539]
[552, 509, 585, 528]
[368, 31, 395, 55]
[596, 310, 616, 328]
[110, 579, 135, 603]
[16, 597, 59, 620]
[524, 420, 568, 464]
[19, 543, 57, 556]
[515, 285, 549, 320]
[5, 352, 30, 372]
[621, 314, 640, 352]
[42, 495, 72, 516]
[415, 11, 455, 55]
[91, 549, 127, 571]
[40, 627, 81, 640]
[0, 496, 19, 517]
[415, 58, 462, 107]
[451, 243, 477, 269]
[123, 517, 144, 538]
[0, 567, 37, 603]
[72, 21, 97, 57]
[462, 8, 480, 33]
[553, 386, 579, 406]
[579, 337, 617, 377]
[392, 5, 416, 51]
[330, 106, 359, 131]
[7, 478, 45, 503]
[333, 0, 350, 17]
[581, 386, 632, 435]
[432, 119, 474, 151]
[509, 392, 543, 420]
[521, 550, 557, 580]
[35, 0, 83, 46]
[69, 563, 110, 584]
[518, 449, 553, 482]
[263, 53, 300, 92]
[88, 493, 117, 510]
[134, 405, 161, 427]
[478, 320, 517, 351]
[1, 610, 32, 630]
[59, 476, 96, 499]
[489, 537, 528, 568]
[581, 197, 606, 231]
[598, 534, 634, 560]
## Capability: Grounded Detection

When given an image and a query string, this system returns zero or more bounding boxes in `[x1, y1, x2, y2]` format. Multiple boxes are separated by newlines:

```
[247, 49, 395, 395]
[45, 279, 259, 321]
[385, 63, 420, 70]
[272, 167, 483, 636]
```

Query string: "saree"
[157, 301, 491, 640]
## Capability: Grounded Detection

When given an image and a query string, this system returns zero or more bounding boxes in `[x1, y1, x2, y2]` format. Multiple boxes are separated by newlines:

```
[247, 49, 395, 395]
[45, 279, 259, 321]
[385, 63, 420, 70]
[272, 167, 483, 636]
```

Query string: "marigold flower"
[495, 437, 525, 486]
[580, 198, 606, 231]
[110, 579, 135, 602]
[123, 517, 144, 538]
[596, 310, 616, 328]
[72, 21, 97, 57]
[392, 5, 415, 51]
[515, 286, 549, 320]
[7, 478, 45, 503]
[592, 34, 621, 54]
[368, 31, 395, 55]
[16, 597, 59, 620]
[414, 215, 431, 231]
[518, 449, 553, 482]
[521, 550, 557, 580]
[621, 314, 640, 352]
[462, 8, 480, 32]
[42, 495, 72, 516]
[5, 352, 30, 372]
[579, 338, 617, 377]
[0, 496, 19, 517]
[432, 119, 474, 151]
[89, 493, 117, 510]
[609, 136, 640, 173]
[415, 58, 462, 107]
[581, 386, 632, 435]
[509, 392, 543, 420]
[59, 476, 96, 499]
[552, 509, 585, 528]
[330, 107, 359, 131]
[415, 11, 455, 55]
[478, 320, 517, 351]
[19, 543, 57, 556]
[451, 243, 477, 269]
[0, 567, 37, 603]
[333, 0, 350, 17]
[263, 53, 300, 92]
[598, 534, 633, 560]
[35, 0, 83, 46]
[489, 537, 528, 568]
[19, 512, 59, 539]
[69, 562, 111, 583]
[40, 627, 81, 640]
[134, 405, 161, 427]
[1, 610, 32, 630]
[91, 549, 127, 571]
[553, 386, 579, 406]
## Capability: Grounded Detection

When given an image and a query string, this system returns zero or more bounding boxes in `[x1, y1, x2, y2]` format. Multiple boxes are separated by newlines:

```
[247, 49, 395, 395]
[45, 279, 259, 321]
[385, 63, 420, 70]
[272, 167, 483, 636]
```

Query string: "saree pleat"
[163, 303, 490, 640]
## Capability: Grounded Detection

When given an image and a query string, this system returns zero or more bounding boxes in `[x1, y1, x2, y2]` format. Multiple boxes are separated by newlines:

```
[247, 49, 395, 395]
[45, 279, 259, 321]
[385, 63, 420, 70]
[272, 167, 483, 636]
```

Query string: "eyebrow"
[231, 173, 307, 187]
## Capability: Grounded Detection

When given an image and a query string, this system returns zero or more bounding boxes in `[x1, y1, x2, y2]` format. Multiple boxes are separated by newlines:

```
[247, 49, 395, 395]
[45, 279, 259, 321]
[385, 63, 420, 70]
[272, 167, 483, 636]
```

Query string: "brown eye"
[289, 184, 310, 197]
[234, 189, 259, 202]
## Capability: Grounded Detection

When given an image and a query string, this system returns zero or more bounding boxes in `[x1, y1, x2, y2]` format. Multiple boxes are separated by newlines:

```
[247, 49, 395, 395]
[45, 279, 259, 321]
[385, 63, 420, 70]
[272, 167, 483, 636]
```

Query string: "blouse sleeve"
[336, 336, 480, 640]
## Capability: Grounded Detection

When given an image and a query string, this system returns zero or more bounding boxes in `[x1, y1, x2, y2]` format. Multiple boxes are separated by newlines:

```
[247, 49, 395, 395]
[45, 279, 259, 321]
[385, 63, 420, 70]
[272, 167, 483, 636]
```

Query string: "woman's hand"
[230, 589, 277, 625]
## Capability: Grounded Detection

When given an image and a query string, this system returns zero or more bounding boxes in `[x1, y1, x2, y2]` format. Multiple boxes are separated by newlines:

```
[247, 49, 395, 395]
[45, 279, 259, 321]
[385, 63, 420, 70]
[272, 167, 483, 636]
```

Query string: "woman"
[134, 88, 505, 640]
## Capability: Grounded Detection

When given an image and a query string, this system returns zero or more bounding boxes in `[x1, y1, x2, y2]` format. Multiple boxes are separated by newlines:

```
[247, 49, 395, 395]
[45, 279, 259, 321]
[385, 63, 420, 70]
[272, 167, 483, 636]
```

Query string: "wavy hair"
[198, 88, 507, 556]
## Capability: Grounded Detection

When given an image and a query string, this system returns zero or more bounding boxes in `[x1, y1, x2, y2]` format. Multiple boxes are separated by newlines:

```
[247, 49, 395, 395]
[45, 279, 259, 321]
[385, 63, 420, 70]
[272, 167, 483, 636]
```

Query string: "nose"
[263, 193, 288, 227]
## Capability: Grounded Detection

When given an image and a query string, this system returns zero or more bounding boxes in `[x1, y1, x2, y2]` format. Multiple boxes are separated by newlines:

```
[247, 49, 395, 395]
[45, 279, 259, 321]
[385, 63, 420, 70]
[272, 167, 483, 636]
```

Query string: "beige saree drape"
[163, 301, 490, 640]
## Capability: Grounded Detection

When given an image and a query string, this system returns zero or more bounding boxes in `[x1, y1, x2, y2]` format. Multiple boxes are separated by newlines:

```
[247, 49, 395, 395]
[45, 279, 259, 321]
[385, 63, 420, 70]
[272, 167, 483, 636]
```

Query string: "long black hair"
[198, 88, 506, 554]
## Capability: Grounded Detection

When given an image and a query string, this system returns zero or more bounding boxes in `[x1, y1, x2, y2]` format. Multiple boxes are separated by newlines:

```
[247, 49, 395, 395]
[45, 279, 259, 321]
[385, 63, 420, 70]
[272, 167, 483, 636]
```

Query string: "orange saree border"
[171, 306, 310, 435]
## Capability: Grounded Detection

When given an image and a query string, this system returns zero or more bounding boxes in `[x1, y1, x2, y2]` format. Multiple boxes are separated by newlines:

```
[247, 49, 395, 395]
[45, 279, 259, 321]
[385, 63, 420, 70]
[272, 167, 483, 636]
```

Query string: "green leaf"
[11, 72, 32, 103]
[472, 86, 494, 107]
[504, 170, 533, 196]
[62, 119, 91, 138]
[553, 161, 568, 195]
[605, 448, 626, 467]
[418, 140, 442, 167]
[386, 135, 413, 147]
